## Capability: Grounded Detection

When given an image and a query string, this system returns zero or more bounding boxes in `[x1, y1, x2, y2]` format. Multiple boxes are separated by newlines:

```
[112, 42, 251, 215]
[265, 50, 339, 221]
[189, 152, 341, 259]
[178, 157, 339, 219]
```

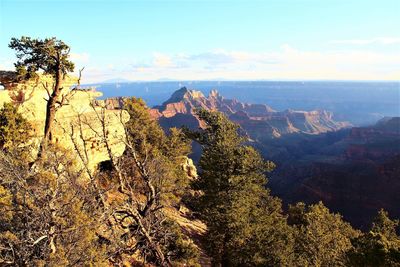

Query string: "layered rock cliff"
[150, 87, 350, 139]
[0, 72, 129, 171]
[344, 117, 400, 160]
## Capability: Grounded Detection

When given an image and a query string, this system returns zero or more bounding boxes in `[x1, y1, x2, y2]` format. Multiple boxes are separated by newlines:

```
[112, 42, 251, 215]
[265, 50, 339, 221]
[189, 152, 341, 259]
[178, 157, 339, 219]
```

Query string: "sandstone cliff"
[0, 71, 129, 171]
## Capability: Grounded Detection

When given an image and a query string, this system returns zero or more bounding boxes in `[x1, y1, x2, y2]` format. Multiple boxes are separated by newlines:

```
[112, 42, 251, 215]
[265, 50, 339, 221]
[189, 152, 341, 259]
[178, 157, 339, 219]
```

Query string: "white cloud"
[69, 52, 90, 63]
[153, 52, 173, 68]
[187, 49, 279, 66]
[77, 45, 400, 83]
[330, 37, 400, 45]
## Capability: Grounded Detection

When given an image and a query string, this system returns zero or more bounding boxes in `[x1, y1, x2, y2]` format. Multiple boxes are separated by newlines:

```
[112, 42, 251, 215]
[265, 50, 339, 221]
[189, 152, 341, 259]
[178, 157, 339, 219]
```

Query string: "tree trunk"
[43, 96, 56, 142]
[38, 69, 62, 157]
[132, 211, 168, 266]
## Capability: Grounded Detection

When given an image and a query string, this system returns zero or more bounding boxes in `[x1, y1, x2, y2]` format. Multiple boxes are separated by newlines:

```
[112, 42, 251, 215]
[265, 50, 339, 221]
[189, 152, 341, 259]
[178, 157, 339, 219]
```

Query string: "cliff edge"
[0, 71, 129, 171]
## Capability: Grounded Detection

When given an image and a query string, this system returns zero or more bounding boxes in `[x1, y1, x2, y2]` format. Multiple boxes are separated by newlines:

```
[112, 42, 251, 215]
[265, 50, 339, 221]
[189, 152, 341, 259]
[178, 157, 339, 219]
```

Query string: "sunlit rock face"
[0, 72, 129, 171]
[181, 156, 198, 179]
[150, 87, 350, 139]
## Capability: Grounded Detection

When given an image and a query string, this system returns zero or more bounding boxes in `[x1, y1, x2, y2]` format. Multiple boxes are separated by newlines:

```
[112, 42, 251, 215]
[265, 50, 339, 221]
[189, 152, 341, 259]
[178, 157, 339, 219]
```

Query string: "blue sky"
[0, 0, 399, 82]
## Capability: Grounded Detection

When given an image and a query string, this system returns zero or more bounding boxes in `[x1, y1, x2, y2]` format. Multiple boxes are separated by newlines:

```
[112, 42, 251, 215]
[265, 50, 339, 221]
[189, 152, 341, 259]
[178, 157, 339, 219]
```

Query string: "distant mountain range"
[100, 78, 133, 84]
[149, 87, 351, 138]
[89, 80, 400, 126]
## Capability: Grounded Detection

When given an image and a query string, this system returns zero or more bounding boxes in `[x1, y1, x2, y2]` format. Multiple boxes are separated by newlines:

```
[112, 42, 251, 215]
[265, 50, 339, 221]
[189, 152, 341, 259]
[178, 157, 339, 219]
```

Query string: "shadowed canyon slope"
[269, 117, 400, 229]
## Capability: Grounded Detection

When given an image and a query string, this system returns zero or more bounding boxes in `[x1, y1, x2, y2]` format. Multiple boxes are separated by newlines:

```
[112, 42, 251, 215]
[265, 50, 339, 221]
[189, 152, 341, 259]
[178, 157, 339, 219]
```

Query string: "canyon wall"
[151, 87, 350, 139]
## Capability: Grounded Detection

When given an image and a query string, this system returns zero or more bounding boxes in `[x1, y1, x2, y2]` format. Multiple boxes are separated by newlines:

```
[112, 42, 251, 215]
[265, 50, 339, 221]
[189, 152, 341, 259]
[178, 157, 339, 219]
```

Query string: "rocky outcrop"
[94, 97, 125, 110]
[152, 88, 275, 119]
[181, 157, 198, 179]
[150, 87, 350, 139]
[0, 72, 129, 171]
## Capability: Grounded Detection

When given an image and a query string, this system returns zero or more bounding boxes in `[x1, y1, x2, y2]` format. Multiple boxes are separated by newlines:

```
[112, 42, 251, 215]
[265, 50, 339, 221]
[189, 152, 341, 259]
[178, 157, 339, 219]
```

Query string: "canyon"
[275, 117, 400, 229]
[150, 87, 351, 138]
[2, 75, 399, 228]
[145, 87, 400, 228]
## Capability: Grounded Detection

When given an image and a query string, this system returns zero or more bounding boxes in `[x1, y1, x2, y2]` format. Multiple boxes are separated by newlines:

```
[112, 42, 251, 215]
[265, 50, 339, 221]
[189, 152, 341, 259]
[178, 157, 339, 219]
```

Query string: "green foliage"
[188, 109, 292, 266]
[161, 220, 200, 267]
[0, 103, 31, 150]
[372, 209, 400, 239]
[4, 37, 400, 266]
[123, 97, 192, 204]
[123, 97, 165, 156]
[347, 209, 400, 266]
[123, 97, 191, 159]
[9, 36, 74, 79]
[288, 202, 359, 266]
[0, 145, 107, 266]
[100, 97, 199, 265]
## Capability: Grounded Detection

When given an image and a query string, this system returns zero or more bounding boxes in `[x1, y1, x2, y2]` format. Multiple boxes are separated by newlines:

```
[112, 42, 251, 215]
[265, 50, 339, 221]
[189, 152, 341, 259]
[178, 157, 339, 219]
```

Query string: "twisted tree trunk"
[38, 68, 62, 157]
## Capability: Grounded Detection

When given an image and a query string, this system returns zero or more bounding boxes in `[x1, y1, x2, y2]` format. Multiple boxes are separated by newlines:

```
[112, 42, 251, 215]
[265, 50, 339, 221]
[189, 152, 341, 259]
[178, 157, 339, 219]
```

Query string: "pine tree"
[347, 209, 400, 266]
[122, 97, 192, 209]
[187, 109, 293, 266]
[288, 202, 359, 266]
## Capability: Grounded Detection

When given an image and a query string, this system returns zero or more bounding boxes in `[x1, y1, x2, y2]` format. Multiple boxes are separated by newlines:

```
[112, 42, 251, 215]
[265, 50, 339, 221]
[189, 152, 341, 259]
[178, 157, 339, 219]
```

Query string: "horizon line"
[84, 79, 400, 85]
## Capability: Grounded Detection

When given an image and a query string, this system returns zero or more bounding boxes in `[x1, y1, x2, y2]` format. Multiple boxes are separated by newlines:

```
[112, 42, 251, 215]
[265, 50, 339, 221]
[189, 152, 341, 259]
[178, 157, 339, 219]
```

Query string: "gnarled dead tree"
[63, 98, 195, 266]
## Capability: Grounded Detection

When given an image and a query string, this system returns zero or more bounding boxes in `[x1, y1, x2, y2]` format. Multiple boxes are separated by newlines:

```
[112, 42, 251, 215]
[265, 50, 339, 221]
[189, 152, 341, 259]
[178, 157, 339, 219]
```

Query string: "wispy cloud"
[70, 52, 90, 63]
[187, 50, 280, 66]
[78, 45, 400, 83]
[153, 53, 173, 68]
[129, 49, 280, 74]
[330, 37, 400, 45]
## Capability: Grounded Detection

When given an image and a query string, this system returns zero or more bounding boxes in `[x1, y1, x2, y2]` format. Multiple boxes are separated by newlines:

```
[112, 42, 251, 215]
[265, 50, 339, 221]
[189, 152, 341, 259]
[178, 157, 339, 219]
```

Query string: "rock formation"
[181, 156, 198, 179]
[150, 87, 350, 139]
[0, 72, 129, 171]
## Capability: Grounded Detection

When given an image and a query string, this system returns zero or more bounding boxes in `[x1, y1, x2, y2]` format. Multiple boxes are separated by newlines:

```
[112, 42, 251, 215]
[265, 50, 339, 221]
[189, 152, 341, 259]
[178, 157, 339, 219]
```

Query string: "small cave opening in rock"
[98, 160, 113, 172]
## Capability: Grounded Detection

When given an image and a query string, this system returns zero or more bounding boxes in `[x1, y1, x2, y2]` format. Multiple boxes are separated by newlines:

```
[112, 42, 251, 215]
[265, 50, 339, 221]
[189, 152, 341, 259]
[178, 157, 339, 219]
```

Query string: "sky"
[0, 0, 399, 83]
